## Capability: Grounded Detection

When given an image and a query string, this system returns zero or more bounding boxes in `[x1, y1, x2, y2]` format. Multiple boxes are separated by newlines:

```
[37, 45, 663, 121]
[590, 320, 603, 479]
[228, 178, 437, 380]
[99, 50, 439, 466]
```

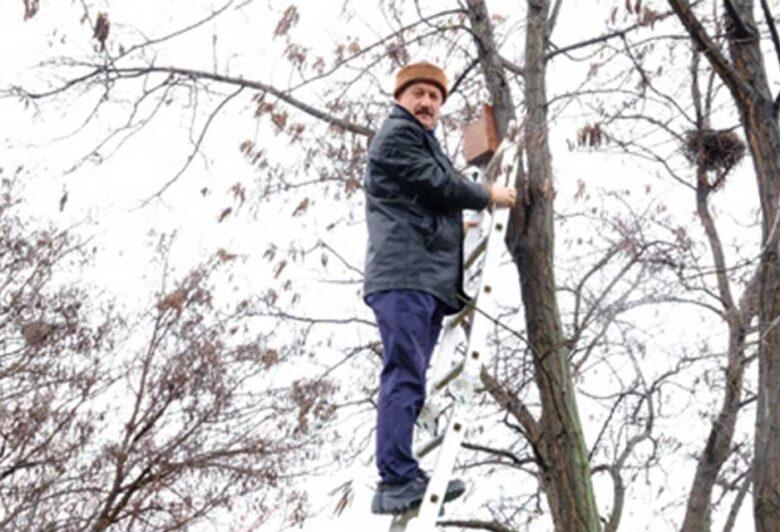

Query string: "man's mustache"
[415, 108, 433, 117]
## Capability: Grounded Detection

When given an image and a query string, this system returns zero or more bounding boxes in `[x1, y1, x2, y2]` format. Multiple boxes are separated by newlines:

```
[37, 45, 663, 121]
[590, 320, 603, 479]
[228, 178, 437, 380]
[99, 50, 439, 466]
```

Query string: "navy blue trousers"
[365, 289, 446, 485]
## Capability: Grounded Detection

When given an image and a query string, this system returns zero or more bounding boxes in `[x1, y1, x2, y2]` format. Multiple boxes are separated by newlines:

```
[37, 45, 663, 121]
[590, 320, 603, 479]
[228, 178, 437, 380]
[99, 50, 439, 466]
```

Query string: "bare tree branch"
[18, 65, 375, 137]
[665, 0, 754, 100]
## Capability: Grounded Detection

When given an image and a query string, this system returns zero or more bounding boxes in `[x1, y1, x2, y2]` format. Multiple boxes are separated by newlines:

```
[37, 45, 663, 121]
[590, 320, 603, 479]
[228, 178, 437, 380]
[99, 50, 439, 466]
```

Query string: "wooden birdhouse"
[462, 104, 499, 166]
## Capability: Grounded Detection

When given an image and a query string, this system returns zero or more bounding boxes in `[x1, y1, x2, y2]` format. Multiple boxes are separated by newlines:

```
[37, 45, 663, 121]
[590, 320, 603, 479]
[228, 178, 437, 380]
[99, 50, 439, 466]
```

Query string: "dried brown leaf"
[156, 289, 186, 317]
[217, 207, 232, 223]
[94, 12, 110, 51]
[274, 5, 299, 38]
[216, 248, 237, 262]
[23, 0, 40, 20]
[292, 198, 309, 217]
[274, 260, 287, 279]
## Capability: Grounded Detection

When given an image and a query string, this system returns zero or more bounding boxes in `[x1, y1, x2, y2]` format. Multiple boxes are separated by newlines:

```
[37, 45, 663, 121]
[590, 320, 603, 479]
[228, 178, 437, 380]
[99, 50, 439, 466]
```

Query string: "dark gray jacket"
[362, 104, 490, 314]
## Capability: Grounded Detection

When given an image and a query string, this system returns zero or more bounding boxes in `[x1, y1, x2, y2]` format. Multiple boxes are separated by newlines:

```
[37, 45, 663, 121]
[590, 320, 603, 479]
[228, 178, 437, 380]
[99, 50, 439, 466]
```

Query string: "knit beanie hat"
[393, 61, 448, 103]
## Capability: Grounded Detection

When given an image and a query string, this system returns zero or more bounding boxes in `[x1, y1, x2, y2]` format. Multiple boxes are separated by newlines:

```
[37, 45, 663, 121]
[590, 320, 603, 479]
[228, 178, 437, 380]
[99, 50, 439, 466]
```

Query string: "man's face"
[396, 81, 443, 130]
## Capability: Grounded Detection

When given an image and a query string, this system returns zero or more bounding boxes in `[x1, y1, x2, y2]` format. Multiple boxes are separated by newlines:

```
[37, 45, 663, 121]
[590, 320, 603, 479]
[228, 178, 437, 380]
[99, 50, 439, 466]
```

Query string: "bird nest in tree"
[684, 128, 746, 171]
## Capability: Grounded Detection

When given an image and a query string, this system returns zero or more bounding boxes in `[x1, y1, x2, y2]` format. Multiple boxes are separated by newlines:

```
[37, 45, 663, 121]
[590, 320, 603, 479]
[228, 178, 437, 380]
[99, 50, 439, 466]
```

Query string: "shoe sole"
[372, 483, 466, 515]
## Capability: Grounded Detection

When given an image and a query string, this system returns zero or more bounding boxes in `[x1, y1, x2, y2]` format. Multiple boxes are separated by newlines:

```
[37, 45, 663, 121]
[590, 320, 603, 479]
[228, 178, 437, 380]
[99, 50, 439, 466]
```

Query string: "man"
[363, 61, 516, 515]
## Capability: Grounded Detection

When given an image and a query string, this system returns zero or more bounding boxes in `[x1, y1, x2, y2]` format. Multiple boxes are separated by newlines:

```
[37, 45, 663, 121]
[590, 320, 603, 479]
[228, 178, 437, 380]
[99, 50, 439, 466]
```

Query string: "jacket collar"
[391, 103, 434, 135]
[389, 103, 452, 170]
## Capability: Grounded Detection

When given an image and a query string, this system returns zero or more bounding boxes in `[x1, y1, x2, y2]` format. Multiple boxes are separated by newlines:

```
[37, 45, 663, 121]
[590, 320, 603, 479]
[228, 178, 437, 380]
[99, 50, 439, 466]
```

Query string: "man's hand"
[487, 185, 517, 208]
[463, 219, 480, 231]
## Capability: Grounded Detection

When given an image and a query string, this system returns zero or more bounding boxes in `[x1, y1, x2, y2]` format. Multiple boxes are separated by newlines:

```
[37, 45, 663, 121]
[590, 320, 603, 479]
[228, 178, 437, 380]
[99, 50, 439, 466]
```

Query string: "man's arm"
[371, 122, 490, 211]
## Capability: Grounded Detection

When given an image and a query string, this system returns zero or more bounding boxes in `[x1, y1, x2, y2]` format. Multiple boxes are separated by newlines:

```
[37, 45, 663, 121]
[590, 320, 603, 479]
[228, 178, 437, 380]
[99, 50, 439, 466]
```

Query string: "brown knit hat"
[394, 61, 448, 103]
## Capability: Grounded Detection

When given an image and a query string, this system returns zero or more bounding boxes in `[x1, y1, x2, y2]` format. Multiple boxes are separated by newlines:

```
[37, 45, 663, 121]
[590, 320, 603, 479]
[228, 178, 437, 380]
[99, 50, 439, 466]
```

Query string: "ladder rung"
[416, 434, 443, 459]
[464, 235, 488, 270]
[434, 361, 464, 392]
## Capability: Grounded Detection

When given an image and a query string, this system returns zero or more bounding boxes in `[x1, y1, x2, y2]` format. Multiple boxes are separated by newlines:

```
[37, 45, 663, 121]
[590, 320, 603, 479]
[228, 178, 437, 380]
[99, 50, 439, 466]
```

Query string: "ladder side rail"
[407, 203, 510, 530]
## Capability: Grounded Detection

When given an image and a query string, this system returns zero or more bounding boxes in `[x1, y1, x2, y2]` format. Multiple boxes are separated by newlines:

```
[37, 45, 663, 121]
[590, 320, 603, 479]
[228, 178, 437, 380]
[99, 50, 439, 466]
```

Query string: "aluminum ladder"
[388, 138, 517, 532]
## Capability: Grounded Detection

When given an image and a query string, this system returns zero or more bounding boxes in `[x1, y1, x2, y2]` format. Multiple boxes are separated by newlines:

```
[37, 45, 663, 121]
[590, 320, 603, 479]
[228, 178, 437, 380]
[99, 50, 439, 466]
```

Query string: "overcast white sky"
[0, 0, 766, 530]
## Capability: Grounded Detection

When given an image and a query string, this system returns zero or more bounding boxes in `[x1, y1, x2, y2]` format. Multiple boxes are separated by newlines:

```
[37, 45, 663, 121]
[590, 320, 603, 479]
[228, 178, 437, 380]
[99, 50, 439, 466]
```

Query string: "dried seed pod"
[21, 321, 54, 346]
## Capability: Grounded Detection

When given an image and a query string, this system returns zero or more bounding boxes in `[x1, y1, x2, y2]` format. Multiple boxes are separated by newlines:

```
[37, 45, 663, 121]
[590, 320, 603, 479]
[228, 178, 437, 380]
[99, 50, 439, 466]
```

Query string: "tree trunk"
[722, 3, 780, 530]
[466, 1, 601, 530]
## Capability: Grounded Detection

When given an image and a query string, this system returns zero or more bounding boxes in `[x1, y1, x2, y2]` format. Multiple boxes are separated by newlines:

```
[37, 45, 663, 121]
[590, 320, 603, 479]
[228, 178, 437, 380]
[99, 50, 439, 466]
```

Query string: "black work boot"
[370, 471, 466, 515]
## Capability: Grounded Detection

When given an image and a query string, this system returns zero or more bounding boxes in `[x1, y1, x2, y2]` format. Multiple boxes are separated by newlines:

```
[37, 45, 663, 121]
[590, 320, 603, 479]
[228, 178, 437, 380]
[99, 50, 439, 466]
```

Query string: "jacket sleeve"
[371, 121, 490, 211]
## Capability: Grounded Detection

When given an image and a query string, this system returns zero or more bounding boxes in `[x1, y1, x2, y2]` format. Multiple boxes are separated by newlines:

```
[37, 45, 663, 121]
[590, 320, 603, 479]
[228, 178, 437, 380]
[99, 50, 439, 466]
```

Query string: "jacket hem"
[363, 284, 461, 315]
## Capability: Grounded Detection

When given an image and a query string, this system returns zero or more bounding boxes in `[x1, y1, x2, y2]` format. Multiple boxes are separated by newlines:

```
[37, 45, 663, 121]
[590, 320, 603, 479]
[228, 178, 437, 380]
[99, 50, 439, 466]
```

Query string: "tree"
[0, 168, 327, 529]
[465, 1, 601, 529]
[570, 12, 762, 528]
[5, 0, 766, 530]
[665, 1, 780, 530]
[0, 172, 111, 528]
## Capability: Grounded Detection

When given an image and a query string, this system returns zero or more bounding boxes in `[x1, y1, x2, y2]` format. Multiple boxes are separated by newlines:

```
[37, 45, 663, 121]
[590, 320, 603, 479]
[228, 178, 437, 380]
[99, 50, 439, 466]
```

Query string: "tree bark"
[465, 1, 601, 530]
[718, 3, 780, 530]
